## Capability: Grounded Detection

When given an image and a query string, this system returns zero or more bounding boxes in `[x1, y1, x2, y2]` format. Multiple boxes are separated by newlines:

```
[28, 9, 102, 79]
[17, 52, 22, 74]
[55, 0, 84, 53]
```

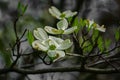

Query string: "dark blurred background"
[0, 0, 120, 80]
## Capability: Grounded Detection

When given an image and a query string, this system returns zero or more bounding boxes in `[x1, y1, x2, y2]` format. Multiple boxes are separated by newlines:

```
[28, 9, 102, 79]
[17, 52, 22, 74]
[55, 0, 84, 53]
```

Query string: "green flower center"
[49, 45, 56, 50]
[60, 13, 66, 18]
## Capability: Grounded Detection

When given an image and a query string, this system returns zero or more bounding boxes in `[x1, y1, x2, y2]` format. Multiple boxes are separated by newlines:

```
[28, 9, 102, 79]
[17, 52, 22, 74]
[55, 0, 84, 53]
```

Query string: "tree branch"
[0, 66, 120, 74]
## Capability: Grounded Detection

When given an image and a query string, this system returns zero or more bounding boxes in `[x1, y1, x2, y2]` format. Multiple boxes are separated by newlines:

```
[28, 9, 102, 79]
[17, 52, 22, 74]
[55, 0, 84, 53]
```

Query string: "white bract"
[86, 20, 106, 32]
[49, 6, 77, 19]
[32, 28, 73, 62]
[44, 19, 77, 34]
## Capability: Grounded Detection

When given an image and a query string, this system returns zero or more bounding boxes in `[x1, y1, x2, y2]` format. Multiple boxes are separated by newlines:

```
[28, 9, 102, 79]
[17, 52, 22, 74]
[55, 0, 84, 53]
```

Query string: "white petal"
[47, 50, 56, 58]
[47, 50, 65, 62]
[64, 26, 77, 34]
[63, 10, 77, 18]
[57, 19, 68, 30]
[49, 36, 63, 47]
[95, 25, 106, 32]
[86, 20, 95, 28]
[54, 50, 65, 62]
[32, 40, 49, 51]
[44, 26, 64, 34]
[56, 50, 65, 57]
[49, 6, 61, 19]
[57, 39, 73, 50]
[34, 28, 48, 41]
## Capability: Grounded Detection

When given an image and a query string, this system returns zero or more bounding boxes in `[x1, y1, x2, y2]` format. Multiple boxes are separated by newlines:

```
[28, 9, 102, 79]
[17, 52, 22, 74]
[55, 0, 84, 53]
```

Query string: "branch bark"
[0, 66, 120, 74]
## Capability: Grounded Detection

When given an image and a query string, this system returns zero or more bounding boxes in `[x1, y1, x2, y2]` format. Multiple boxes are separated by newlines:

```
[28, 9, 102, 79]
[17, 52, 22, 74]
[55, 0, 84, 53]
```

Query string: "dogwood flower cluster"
[45, 6, 77, 35]
[32, 28, 73, 62]
[31, 6, 106, 62]
[31, 6, 78, 62]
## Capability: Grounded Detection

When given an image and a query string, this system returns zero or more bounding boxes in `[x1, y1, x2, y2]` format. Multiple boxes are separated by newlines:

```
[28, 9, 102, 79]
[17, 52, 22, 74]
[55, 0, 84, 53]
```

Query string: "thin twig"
[105, 45, 120, 54]
[10, 54, 21, 68]
[98, 54, 119, 71]
[19, 29, 27, 40]
[66, 53, 84, 58]
[38, 54, 52, 65]
[88, 58, 120, 67]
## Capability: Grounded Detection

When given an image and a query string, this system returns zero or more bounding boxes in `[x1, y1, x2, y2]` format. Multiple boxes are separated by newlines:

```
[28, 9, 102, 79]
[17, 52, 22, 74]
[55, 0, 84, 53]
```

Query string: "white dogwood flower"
[32, 28, 73, 61]
[49, 6, 77, 19]
[44, 19, 77, 34]
[86, 20, 106, 32]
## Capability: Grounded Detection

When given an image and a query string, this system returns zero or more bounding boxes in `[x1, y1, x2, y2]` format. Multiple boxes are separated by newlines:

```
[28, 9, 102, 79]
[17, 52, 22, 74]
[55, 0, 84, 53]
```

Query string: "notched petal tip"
[32, 40, 49, 51]
[47, 50, 65, 62]
[63, 10, 77, 18]
[95, 25, 106, 32]
[34, 28, 48, 41]
[48, 6, 61, 19]
[64, 26, 77, 34]
[57, 39, 73, 50]
[44, 26, 64, 34]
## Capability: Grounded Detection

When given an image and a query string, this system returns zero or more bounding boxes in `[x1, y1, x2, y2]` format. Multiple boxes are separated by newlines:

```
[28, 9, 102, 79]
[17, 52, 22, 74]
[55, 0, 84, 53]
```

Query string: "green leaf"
[27, 30, 34, 45]
[83, 44, 93, 53]
[97, 37, 104, 52]
[72, 17, 79, 26]
[67, 17, 73, 24]
[115, 29, 120, 41]
[0, 51, 11, 67]
[79, 36, 83, 45]
[22, 5, 28, 14]
[17, 2, 21, 10]
[79, 19, 86, 27]
[82, 40, 91, 48]
[92, 30, 99, 42]
[105, 39, 111, 49]
[17, 2, 28, 16]
[72, 17, 80, 33]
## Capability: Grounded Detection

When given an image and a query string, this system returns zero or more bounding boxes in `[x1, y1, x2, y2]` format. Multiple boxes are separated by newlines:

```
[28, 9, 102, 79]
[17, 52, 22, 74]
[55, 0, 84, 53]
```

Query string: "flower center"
[60, 13, 66, 18]
[49, 45, 56, 50]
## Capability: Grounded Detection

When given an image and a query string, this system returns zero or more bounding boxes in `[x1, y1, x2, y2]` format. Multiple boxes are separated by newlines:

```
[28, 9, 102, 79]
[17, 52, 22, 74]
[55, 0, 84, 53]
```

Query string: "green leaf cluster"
[17, 2, 28, 16]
